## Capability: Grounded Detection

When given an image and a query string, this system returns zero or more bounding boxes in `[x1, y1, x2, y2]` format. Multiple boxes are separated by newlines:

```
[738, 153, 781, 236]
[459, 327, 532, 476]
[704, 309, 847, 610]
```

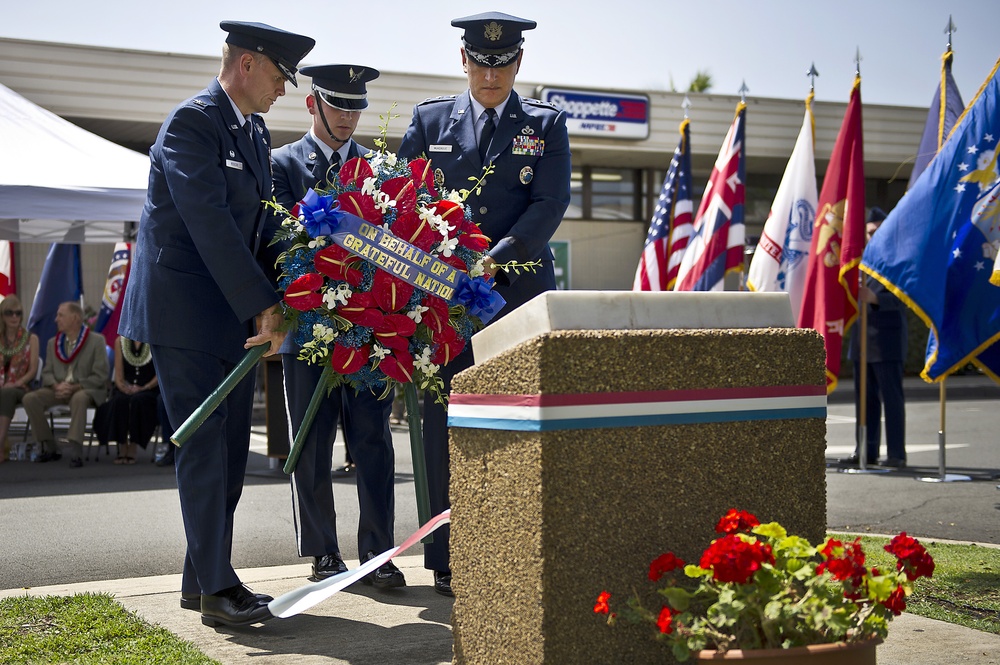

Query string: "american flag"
[633, 118, 693, 291]
[674, 103, 746, 291]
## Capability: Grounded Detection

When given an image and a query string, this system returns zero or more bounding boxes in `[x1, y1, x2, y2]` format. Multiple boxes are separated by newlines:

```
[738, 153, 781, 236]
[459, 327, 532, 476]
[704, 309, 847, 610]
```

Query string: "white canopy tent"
[0, 82, 150, 243]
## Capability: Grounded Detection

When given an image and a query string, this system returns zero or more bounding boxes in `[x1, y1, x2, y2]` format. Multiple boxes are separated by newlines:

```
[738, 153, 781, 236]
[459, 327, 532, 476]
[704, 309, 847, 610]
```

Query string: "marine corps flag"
[747, 91, 818, 321]
[862, 56, 1000, 382]
[797, 76, 865, 392]
[674, 102, 746, 291]
[634, 118, 694, 291]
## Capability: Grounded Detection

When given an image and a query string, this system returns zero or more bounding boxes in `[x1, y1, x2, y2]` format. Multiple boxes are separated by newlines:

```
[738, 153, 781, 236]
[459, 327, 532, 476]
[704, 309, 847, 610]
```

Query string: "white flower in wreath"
[370, 345, 391, 361]
[311, 323, 338, 344]
[469, 257, 487, 278]
[415, 346, 440, 376]
[361, 176, 378, 197]
[322, 283, 352, 309]
[436, 237, 459, 257]
[368, 152, 385, 171]
[384, 151, 398, 168]
[374, 189, 395, 213]
[407, 303, 429, 324]
[308, 236, 328, 249]
[445, 189, 464, 204]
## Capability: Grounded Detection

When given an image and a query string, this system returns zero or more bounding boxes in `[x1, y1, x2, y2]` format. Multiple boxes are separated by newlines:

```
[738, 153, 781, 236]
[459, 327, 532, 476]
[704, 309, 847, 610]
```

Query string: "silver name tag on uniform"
[429, 144, 453, 153]
[225, 159, 244, 170]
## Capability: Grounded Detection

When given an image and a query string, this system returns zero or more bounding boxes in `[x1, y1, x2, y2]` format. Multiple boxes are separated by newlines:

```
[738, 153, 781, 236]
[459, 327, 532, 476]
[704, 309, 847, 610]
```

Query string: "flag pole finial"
[945, 15, 957, 52]
[738, 80, 749, 103]
[854, 47, 862, 77]
[807, 62, 820, 92]
[682, 94, 691, 119]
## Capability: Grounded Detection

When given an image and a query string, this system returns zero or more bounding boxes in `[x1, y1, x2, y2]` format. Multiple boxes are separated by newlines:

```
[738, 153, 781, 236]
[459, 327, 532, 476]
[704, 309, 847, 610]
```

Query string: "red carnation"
[648, 552, 685, 582]
[699, 534, 774, 585]
[715, 509, 760, 534]
[330, 343, 369, 375]
[593, 591, 611, 615]
[656, 606, 674, 634]
[283, 273, 324, 311]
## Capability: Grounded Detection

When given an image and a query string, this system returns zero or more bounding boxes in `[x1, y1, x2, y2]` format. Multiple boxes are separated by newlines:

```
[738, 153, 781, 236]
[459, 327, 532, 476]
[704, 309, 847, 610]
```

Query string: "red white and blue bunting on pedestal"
[447, 385, 826, 432]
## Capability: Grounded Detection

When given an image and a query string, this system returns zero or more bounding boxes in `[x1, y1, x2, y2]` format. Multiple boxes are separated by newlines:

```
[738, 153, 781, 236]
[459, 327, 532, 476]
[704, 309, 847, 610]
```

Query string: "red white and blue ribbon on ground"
[446, 384, 827, 431]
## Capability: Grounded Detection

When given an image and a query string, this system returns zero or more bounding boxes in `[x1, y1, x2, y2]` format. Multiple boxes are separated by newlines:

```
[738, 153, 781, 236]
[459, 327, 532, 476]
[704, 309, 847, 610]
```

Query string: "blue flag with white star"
[861, 56, 1000, 383]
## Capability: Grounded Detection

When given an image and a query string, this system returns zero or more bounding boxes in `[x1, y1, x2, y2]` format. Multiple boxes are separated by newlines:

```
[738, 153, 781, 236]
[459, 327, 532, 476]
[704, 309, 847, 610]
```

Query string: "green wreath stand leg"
[283, 365, 333, 475]
[404, 382, 433, 543]
[171, 344, 269, 447]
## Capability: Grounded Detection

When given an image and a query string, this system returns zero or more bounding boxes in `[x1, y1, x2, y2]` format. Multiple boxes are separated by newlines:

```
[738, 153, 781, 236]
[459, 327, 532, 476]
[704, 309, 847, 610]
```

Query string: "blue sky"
[4, 0, 999, 108]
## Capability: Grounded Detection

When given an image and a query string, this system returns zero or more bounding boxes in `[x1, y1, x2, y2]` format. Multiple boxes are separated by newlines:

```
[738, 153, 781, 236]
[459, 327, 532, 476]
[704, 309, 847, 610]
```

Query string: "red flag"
[101, 249, 131, 347]
[797, 76, 866, 392]
[0, 241, 15, 297]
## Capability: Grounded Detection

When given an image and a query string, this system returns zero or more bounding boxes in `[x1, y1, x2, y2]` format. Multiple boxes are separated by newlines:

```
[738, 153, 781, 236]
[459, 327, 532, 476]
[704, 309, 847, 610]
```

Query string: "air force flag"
[861, 56, 1000, 383]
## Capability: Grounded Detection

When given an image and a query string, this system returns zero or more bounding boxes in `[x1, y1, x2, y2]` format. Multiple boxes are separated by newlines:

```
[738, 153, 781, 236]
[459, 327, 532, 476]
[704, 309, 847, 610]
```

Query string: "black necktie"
[325, 151, 342, 187]
[479, 108, 497, 162]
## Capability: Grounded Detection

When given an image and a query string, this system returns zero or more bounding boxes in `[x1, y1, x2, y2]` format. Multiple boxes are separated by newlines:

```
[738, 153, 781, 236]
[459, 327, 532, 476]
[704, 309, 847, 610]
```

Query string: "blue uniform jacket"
[848, 279, 908, 364]
[398, 89, 571, 315]
[121, 78, 282, 364]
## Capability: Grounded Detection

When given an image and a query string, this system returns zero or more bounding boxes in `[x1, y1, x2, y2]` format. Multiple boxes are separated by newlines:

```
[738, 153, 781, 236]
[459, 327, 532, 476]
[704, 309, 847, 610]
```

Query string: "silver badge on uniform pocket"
[434, 168, 446, 188]
[519, 166, 534, 185]
[229, 150, 235, 158]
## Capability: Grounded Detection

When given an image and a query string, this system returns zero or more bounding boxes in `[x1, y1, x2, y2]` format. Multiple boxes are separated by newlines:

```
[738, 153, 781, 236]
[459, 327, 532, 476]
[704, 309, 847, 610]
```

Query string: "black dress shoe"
[879, 457, 907, 468]
[31, 451, 60, 463]
[183, 589, 271, 611]
[433, 570, 453, 597]
[311, 552, 348, 581]
[68, 457, 83, 468]
[331, 463, 356, 478]
[200, 584, 273, 627]
[360, 552, 406, 589]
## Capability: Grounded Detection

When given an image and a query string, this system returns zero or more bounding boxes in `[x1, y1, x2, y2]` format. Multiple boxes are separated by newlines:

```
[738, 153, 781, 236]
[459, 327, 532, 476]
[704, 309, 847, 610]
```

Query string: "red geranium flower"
[372, 270, 416, 313]
[885, 533, 935, 580]
[699, 534, 774, 585]
[715, 509, 761, 534]
[656, 606, 674, 634]
[330, 343, 369, 374]
[283, 273, 324, 311]
[314, 245, 362, 286]
[593, 591, 611, 615]
[880, 586, 907, 615]
[649, 552, 685, 581]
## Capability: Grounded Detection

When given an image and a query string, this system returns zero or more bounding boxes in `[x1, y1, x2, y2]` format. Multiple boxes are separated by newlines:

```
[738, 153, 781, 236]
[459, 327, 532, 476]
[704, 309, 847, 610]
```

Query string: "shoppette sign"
[539, 87, 649, 139]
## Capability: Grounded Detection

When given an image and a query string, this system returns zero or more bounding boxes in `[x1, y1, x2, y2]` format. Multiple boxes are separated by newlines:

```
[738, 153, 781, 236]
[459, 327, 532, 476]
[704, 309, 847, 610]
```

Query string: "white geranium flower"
[436, 237, 459, 258]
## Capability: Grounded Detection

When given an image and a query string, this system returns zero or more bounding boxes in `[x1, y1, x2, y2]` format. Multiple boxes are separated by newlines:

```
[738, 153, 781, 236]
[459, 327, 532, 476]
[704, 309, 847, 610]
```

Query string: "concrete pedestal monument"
[446, 291, 827, 664]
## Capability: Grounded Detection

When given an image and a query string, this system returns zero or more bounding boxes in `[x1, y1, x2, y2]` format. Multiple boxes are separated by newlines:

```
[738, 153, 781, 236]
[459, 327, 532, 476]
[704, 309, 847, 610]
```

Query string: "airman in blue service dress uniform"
[397, 11, 571, 596]
[271, 64, 406, 589]
[120, 21, 314, 627]
[843, 207, 908, 468]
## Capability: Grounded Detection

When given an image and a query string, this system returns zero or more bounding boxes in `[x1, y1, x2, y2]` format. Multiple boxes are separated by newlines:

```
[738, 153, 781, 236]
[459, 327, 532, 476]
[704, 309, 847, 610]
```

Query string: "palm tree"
[688, 70, 713, 93]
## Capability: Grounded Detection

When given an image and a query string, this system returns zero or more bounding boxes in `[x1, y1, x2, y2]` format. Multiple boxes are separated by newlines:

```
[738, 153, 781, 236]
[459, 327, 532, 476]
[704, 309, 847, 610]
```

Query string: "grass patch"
[0, 593, 218, 665]
[853, 535, 1000, 635]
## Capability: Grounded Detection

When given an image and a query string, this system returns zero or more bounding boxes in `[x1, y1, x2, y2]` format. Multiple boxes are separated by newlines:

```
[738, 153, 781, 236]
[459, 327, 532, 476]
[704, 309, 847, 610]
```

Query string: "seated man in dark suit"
[22, 301, 109, 468]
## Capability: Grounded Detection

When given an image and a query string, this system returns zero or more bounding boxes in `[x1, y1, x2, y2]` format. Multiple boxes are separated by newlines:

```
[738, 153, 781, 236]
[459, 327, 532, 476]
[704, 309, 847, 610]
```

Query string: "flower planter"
[695, 638, 880, 664]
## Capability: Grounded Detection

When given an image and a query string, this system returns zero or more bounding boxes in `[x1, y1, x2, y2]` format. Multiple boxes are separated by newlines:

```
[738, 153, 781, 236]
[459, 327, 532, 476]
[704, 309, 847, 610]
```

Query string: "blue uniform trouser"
[853, 360, 906, 462]
[282, 355, 395, 559]
[151, 345, 255, 597]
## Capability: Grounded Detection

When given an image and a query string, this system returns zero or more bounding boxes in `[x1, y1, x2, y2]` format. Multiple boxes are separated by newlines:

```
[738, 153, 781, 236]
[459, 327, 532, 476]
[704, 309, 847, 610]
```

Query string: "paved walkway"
[3, 553, 999, 664]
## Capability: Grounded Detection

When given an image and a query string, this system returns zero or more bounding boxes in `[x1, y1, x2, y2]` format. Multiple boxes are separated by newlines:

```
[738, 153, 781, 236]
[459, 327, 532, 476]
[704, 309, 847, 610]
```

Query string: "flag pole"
[916, 377, 971, 482]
